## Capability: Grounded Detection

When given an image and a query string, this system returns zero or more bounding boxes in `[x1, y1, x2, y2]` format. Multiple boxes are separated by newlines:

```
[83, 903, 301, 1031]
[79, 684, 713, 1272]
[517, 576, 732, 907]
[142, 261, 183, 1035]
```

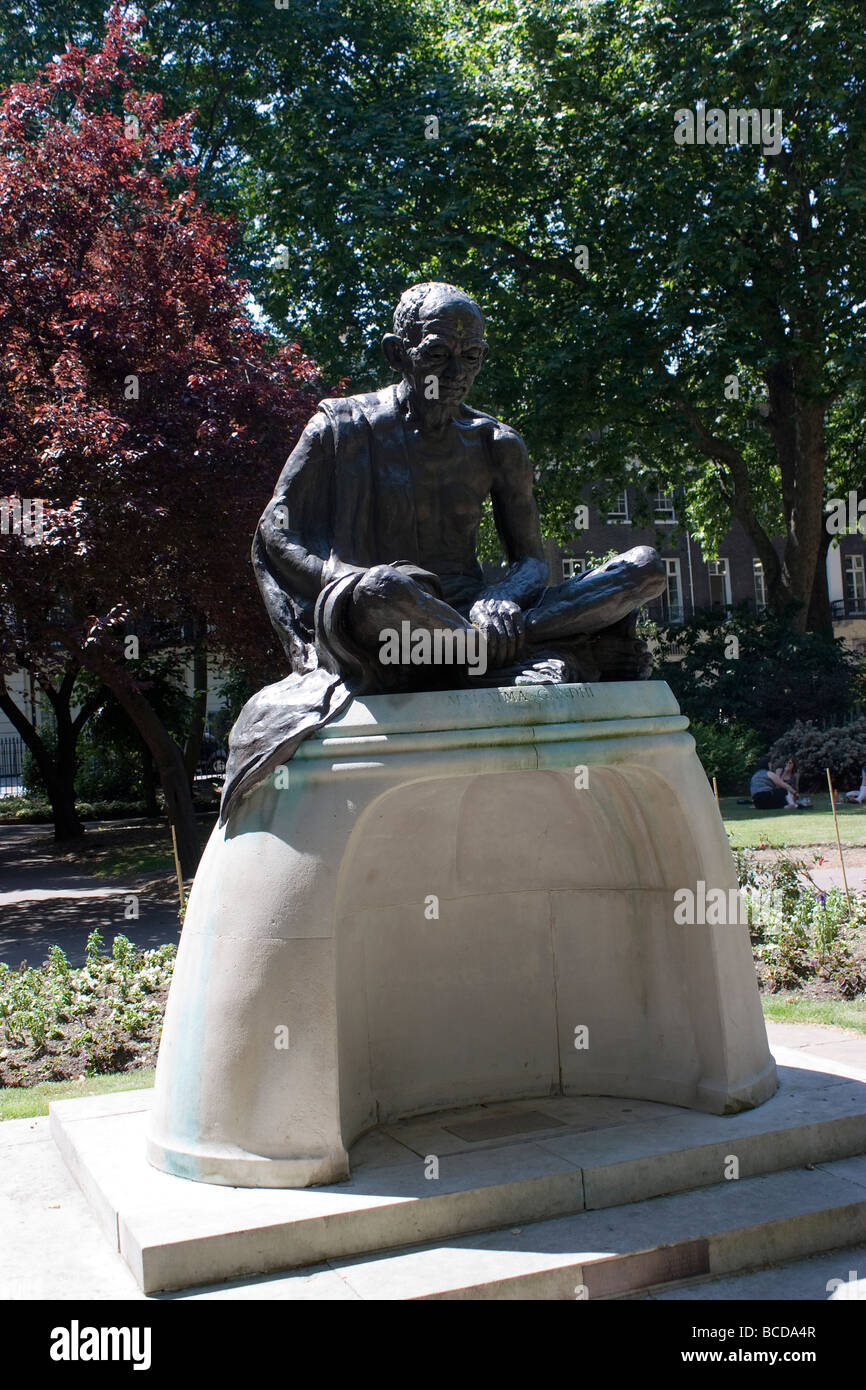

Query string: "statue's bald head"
[393, 282, 484, 345]
[383, 281, 487, 421]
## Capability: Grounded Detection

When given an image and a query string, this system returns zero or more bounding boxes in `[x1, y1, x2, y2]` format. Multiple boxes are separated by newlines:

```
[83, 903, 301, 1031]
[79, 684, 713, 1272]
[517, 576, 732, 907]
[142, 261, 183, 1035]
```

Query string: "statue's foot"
[508, 641, 601, 685]
[461, 644, 599, 687]
[513, 657, 571, 685]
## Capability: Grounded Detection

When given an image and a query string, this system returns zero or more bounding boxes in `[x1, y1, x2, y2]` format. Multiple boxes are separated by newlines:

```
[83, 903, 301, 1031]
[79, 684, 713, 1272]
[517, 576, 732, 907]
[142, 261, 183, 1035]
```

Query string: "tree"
[3, 2, 861, 633]
[236, 0, 866, 630]
[0, 10, 324, 870]
[0, 663, 104, 838]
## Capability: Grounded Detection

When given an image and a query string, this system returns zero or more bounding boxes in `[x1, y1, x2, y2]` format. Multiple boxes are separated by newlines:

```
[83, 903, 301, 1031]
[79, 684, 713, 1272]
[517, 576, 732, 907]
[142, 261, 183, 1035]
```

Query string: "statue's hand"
[468, 597, 525, 668]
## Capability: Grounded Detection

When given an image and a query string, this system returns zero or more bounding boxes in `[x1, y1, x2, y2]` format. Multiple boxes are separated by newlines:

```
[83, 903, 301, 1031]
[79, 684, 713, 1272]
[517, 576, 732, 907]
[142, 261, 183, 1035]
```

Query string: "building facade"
[551, 486, 866, 651]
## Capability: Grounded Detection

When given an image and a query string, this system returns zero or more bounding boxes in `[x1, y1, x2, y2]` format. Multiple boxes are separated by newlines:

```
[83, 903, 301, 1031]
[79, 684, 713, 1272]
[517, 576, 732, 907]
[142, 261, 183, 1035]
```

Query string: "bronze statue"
[221, 282, 666, 821]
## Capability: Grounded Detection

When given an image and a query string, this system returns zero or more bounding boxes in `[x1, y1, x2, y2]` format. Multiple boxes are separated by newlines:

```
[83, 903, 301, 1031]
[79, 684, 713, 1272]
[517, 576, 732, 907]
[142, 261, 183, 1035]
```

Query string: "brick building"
[546, 485, 866, 652]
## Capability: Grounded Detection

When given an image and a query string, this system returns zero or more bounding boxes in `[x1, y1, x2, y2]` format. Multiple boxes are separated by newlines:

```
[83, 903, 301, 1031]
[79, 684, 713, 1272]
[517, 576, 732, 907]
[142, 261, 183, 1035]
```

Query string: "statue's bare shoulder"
[460, 407, 532, 485]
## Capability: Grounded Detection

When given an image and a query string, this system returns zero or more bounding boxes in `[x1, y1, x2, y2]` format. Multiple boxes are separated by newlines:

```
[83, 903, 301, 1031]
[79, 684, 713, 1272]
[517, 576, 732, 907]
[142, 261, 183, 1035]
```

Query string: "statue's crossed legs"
[347, 545, 667, 687]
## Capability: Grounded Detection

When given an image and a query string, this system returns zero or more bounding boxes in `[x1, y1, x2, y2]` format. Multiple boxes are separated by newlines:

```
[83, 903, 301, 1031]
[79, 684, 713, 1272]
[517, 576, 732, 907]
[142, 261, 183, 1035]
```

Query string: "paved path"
[799, 864, 866, 894]
[0, 823, 181, 966]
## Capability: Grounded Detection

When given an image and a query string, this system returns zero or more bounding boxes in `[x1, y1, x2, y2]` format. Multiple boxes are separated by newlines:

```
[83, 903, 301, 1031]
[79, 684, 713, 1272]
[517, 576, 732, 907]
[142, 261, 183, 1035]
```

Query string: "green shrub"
[22, 727, 138, 803]
[0, 797, 153, 825]
[689, 719, 763, 795]
[655, 606, 859, 744]
[21, 726, 56, 797]
[74, 738, 140, 802]
[768, 719, 866, 794]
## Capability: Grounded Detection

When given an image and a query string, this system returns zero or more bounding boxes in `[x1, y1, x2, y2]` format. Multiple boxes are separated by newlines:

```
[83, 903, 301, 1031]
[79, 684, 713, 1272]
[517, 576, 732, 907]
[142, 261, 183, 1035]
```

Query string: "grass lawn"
[762, 996, 866, 1035]
[0, 1068, 155, 1121]
[58, 819, 213, 881]
[92, 844, 175, 878]
[720, 794, 866, 848]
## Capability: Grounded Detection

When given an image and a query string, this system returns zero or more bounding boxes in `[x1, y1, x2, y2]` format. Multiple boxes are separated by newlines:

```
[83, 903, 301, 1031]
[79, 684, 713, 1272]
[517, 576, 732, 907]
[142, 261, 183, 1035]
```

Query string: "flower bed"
[0, 931, 175, 1086]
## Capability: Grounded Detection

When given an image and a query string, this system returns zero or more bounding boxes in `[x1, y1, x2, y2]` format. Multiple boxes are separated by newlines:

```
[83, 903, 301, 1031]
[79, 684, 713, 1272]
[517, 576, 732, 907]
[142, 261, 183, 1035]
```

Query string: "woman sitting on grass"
[845, 764, 866, 805]
[750, 756, 802, 810]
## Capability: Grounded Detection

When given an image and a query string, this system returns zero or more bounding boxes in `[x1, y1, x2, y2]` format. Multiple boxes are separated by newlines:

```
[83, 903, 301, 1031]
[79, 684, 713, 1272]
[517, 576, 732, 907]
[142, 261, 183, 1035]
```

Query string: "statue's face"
[400, 296, 488, 406]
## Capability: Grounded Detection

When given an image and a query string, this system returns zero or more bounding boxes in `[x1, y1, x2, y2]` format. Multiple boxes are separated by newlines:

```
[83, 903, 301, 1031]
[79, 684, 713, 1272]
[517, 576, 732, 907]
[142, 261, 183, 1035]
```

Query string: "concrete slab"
[631, 1243, 866, 1301]
[6, 1113, 866, 1303]
[317, 1163, 866, 1301]
[49, 1051, 866, 1294]
[0, 1115, 143, 1302]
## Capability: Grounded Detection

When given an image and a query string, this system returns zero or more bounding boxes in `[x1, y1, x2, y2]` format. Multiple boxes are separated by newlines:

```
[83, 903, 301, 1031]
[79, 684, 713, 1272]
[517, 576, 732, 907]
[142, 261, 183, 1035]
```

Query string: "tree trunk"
[766, 363, 828, 631]
[141, 738, 159, 817]
[0, 677, 84, 839]
[42, 766, 84, 840]
[157, 742, 202, 880]
[806, 527, 833, 635]
[83, 670, 201, 879]
[183, 621, 208, 787]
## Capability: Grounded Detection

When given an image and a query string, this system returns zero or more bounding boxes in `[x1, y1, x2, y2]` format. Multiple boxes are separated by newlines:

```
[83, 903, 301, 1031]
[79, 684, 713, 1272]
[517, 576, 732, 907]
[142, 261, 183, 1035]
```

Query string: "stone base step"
[621, 1243, 866, 1302]
[311, 1155, 866, 1300]
[50, 1048, 866, 1295]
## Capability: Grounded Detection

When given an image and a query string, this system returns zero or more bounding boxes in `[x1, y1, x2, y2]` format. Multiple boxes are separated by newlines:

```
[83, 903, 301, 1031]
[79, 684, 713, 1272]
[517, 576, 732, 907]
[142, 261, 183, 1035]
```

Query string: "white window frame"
[844, 553, 866, 609]
[707, 558, 732, 608]
[664, 558, 684, 622]
[606, 490, 630, 524]
[561, 558, 585, 580]
[653, 490, 676, 524]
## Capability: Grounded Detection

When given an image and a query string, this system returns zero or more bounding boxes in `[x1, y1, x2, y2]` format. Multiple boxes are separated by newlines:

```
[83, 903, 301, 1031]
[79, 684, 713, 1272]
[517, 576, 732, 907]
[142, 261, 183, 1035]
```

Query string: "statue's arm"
[257, 414, 361, 602]
[478, 425, 548, 608]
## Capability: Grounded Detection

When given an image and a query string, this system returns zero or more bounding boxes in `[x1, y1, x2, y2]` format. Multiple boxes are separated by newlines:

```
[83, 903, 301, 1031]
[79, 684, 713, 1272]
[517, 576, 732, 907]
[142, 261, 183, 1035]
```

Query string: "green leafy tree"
[3, 1, 862, 636]
[238, 0, 866, 630]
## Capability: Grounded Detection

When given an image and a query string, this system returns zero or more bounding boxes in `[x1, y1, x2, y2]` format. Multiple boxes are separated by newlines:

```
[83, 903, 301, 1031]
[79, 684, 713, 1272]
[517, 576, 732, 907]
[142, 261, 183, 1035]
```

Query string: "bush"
[655, 606, 860, 744]
[0, 796, 152, 825]
[768, 719, 866, 794]
[21, 727, 140, 804]
[690, 719, 763, 795]
[21, 726, 56, 798]
[74, 737, 140, 802]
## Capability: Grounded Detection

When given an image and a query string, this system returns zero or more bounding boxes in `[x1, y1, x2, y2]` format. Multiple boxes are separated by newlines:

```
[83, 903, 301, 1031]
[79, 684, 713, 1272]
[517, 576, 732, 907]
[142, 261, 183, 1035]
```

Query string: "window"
[753, 559, 767, 613]
[844, 554, 866, 612]
[654, 490, 676, 524]
[707, 558, 731, 609]
[562, 558, 585, 580]
[664, 558, 684, 622]
[606, 490, 629, 524]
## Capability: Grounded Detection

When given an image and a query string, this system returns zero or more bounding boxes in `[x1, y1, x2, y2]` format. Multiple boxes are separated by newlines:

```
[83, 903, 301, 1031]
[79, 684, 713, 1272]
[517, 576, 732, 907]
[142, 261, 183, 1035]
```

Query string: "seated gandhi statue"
[220, 281, 666, 822]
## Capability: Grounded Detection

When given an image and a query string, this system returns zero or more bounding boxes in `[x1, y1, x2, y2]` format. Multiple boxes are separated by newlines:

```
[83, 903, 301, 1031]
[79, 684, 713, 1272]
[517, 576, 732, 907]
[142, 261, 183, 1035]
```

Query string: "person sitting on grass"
[750, 756, 801, 810]
[774, 756, 799, 792]
[845, 764, 866, 805]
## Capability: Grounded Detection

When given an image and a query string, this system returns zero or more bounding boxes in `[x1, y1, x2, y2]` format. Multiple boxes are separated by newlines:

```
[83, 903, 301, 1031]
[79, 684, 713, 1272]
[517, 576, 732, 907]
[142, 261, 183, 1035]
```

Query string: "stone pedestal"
[146, 682, 777, 1188]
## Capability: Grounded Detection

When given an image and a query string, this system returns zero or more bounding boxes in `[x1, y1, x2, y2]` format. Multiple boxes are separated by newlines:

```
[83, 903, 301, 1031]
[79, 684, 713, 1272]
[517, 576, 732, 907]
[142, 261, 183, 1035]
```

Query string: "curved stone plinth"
[146, 682, 777, 1187]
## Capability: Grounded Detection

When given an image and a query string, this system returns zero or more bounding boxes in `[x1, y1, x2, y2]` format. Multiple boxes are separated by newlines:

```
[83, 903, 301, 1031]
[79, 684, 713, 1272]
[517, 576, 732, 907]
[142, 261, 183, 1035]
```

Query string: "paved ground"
[0, 823, 181, 966]
[1, 1022, 865, 1303]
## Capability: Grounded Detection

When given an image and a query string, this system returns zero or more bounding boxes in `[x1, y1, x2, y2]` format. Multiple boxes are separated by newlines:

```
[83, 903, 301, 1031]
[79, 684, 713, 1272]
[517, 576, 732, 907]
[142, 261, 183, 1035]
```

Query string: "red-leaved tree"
[0, 9, 325, 872]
